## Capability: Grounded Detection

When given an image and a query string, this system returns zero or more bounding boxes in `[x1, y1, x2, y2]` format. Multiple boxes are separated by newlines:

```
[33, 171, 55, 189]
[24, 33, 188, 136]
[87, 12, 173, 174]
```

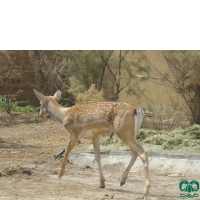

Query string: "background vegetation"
[150, 50, 200, 124]
[0, 50, 200, 129]
[1, 50, 200, 154]
[100, 124, 200, 153]
[0, 95, 37, 114]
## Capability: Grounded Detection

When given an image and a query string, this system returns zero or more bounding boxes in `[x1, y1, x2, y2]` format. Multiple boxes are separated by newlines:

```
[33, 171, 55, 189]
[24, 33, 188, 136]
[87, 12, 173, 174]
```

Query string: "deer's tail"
[110, 107, 145, 139]
[134, 108, 145, 135]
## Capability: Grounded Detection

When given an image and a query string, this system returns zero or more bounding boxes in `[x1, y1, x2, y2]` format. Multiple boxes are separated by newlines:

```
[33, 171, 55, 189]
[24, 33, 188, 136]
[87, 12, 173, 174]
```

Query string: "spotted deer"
[34, 89, 150, 197]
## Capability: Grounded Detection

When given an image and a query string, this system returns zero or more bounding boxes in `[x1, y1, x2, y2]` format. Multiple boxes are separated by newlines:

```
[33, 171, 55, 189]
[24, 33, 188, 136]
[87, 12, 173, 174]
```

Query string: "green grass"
[0, 95, 38, 114]
[0, 138, 6, 143]
[100, 124, 200, 153]
[101, 135, 130, 151]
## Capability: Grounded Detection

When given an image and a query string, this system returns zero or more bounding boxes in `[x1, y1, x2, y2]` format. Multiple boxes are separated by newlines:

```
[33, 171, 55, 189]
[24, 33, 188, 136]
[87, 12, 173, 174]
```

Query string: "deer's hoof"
[120, 177, 126, 186]
[142, 188, 150, 198]
[120, 181, 126, 186]
[99, 180, 105, 188]
[58, 170, 64, 179]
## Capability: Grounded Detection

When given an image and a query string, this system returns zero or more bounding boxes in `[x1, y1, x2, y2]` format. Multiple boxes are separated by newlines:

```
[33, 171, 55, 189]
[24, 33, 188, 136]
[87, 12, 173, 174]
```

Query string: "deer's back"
[64, 101, 137, 129]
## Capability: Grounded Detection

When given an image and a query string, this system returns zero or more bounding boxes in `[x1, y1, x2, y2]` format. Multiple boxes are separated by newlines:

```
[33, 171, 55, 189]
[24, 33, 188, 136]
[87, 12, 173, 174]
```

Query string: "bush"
[0, 138, 6, 143]
[100, 135, 130, 151]
[151, 135, 165, 145]
[136, 129, 159, 141]
[145, 103, 184, 131]
[100, 124, 200, 152]
[183, 124, 200, 139]
[101, 135, 124, 146]
[136, 130, 147, 140]
[101, 136, 111, 146]
[163, 138, 183, 150]
[183, 140, 189, 146]
[0, 95, 37, 114]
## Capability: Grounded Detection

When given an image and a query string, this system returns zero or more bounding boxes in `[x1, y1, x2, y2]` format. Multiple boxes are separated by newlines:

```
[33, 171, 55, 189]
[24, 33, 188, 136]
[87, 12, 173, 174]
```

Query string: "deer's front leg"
[58, 137, 78, 178]
[93, 137, 105, 188]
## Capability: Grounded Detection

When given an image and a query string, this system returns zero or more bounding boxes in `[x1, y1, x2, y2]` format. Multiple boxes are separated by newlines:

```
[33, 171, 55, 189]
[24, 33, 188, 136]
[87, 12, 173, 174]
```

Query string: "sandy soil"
[0, 112, 199, 200]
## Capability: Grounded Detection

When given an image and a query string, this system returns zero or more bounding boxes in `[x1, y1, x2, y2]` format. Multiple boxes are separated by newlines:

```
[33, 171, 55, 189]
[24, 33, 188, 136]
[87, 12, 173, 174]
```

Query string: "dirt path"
[0, 169, 186, 200]
[0, 113, 199, 199]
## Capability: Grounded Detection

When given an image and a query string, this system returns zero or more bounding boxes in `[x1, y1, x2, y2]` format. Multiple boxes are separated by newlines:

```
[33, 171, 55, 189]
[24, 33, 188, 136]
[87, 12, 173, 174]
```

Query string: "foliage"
[74, 84, 105, 103]
[100, 124, 200, 153]
[67, 50, 150, 101]
[67, 50, 104, 90]
[100, 135, 130, 151]
[182, 124, 200, 139]
[28, 50, 71, 96]
[0, 50, 150, 105]
[60, 98, 75, 107]
[163, 138, 183, 150]
[68, 76, 86, 99]
[1, 164, 33, 176]
[150, 50, 200, 124]
[0, 50, 71, 98]
[0, 51, 25, 113]
[140, 124, 200, 152]
[145, 102, 184, 131]
[0, 95, 37, 114]
[136, 129, 158, 140]
[0, 138, 6, 143]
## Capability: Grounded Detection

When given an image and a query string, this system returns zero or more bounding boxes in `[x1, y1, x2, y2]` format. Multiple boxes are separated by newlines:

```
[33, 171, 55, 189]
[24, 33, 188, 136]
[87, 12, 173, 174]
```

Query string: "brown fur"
[34, 89, 150, 197]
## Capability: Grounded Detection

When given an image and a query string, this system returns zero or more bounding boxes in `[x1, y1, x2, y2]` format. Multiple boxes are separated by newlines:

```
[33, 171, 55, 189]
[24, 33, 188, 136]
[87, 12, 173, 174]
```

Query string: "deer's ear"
[53, 90, 61, 101]
[34, 89, 49, 104]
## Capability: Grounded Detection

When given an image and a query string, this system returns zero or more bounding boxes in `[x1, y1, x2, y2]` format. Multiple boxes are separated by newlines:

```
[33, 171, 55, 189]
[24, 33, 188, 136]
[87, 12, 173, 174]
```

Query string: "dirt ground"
[0, 112, 199, 200]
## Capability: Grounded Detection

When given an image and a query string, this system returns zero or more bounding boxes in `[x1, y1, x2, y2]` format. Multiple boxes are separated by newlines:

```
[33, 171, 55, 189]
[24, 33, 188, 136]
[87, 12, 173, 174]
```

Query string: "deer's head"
[34, 89, 61, 118]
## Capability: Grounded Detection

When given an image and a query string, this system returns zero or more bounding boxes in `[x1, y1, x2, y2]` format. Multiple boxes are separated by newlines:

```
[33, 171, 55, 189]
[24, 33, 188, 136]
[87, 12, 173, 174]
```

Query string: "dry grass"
[0, 164, 33, 176]
[100, 124, 200, 153]
[23, 140, 54, 146]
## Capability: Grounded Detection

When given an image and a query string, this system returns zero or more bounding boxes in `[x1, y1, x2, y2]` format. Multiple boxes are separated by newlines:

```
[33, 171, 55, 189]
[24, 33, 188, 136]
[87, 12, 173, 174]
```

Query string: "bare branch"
[55, 71, 70, 89]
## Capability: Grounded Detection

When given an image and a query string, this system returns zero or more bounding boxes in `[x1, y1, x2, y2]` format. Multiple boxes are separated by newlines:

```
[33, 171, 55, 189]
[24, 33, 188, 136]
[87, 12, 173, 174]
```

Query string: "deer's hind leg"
[58, 135, 78, 178]
[134, 142, 150, 197]
[117, 131, 150, 197]
[93, 137, 105, 188]
[115, 131, 138, 186]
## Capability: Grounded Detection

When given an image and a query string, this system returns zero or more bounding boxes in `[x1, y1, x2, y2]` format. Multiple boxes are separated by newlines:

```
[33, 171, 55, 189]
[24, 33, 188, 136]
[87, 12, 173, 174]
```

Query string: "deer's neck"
[47, 103, 69, 124]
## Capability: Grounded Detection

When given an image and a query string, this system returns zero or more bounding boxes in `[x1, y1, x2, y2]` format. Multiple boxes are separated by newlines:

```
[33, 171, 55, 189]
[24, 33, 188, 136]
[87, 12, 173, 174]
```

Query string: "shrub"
[183, 140, 189, 146]
[183, 124, 200, 139]
[100, 135, 130, 151]
[145, 102, 184, 131]
[151, 135, 165, 145]
[0, 138, 6, 143]
[136, 130, 147, 140]
[163, 138, 183, 150]
[0, 95, 37, 114]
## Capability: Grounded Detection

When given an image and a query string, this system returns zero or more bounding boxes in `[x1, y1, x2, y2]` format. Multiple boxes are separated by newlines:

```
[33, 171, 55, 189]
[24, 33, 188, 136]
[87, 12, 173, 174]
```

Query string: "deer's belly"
[80, 128, 110, 139]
